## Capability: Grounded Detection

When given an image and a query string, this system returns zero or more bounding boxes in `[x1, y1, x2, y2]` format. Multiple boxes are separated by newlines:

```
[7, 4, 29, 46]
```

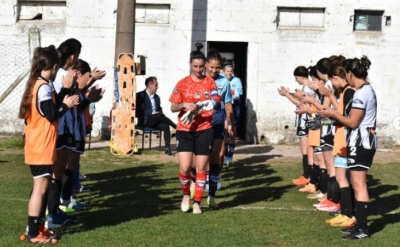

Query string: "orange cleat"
[292, 176, 309, 186]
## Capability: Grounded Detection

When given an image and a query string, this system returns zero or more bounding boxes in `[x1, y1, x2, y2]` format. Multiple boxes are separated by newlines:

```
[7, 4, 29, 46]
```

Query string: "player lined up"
[278, 55, 377, 240]
[19, 39, 105, 243]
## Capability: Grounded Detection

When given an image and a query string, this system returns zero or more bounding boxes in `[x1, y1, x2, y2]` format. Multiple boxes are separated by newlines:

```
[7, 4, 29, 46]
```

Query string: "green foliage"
[1, 148, 399, 247]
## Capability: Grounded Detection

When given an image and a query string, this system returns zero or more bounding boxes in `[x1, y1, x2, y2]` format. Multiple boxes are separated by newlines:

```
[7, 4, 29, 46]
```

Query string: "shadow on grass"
[234, 145, 275, 155]
[66, 163, 178, 234]
[367, 174, 400, 235]
[217, 145, 291, 208]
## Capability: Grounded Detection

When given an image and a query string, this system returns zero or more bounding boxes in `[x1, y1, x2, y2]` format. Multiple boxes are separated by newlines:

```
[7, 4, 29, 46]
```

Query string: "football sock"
[302, 155, 309, 178]
[194, 172, 206, 204]
[47, 178, 61, 215]
[27, 216, 39, 237]
[208, 163, 221, 197]
[62, 169, 74, 201]
[179, 172, 190, 195]
[319, 168, 328, 194]
[340, 187, 354, 218]
[355, 201, 369, 229]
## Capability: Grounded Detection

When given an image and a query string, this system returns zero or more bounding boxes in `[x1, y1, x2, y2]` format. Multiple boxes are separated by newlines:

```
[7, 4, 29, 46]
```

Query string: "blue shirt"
[229, 77, 243, 103]
[213, 75, 232, 125]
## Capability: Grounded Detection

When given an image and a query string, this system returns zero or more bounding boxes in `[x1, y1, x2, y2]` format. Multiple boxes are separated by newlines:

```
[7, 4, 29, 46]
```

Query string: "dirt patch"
[91, 137, 400, 165]
[4, 136, 400, 166]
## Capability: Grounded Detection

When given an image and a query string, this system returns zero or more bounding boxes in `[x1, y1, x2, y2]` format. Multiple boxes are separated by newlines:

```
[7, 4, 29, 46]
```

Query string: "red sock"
[194, 173, 206, 203]
[179, 173, 190, 195]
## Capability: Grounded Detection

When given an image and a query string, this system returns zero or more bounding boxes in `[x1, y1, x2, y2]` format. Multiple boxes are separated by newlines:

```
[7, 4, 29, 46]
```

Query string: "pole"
[115, 0, 135, 63]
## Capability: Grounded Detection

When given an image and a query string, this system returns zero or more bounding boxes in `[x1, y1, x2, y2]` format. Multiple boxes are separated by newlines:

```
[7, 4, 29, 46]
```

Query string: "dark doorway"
[207, 41, 248, 140]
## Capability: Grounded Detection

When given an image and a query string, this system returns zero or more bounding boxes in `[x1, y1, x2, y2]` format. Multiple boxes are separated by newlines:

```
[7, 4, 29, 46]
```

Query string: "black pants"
[146, 113, 176, 149]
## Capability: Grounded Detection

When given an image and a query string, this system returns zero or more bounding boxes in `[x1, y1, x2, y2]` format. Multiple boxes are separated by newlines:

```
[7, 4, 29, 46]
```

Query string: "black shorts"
[30, 165, 52, 179]
[296, 126, 309, 137]
[320, 134, 334, 149]
[213, 124, 225, 140]
[176, 128, 213, 155]
[347, 146, 376, 171]
[56, 133, 76, 150]
[72, 140, 85, 154]
[314, 146, 323, 154]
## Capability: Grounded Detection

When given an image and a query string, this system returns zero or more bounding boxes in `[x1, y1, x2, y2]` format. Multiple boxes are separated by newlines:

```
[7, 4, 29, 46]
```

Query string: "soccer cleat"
[207, 196, 218, 208]
[342, 228, 370, 240]
[181, 195, 190, 212]
[298, 183, 317, 193]
[317, 194, 328, 202]
[73, 185, 90, 194]
[192, 202, 202, 214]
[79, 173, 87, 180]
[317, 202, 341, 212]
[26, 232, 57, 244]
[341, 226, 357, 234]
[307, 191, 326, 199]
[25, 225, 59, 240]
[325, 214, 345, 224]
[332, 216, 356, 228]
[190, 182, 195, 199]
[62, 199, 85, 211]
[59, 205, 76, 213]
[313, 199, 332, 208]
[329, 208, 342, 216]
[292, 175, 309, 186]
[56, 208, 77, 221]
[47, 212, 73, 228]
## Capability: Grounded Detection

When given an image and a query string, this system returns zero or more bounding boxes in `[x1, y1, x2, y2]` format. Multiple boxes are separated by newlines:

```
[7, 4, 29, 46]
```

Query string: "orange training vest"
[24, 79, 58, 165]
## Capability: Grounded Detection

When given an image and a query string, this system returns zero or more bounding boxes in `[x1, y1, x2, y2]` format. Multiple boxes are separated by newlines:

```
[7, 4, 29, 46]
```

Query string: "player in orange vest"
[18, 46, 78, 243]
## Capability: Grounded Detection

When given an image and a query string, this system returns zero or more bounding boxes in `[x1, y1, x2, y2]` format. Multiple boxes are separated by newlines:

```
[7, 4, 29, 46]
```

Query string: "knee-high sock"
[62, 169, 74, 201]
[179, 173, 190, 195]
[330, 176, 340, 203]
[355, 201, 369, 229]
[194, 173, 206, 204]
[27, 216, 39, 237]
[319, 168, 328, 194]
[302, 155, 309, 178]
[47, 178, 61, 215]
[208, 164, 221, 197]
[340, 187, 354, 218]
[310, 164, 319, 185]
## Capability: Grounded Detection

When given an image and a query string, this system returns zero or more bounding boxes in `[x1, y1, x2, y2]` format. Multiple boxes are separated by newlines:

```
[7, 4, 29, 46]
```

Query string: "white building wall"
[0, 0, 399, 145]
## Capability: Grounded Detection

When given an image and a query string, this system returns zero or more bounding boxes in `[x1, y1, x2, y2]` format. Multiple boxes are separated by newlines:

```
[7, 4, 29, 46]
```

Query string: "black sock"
[310, 164, 320, 185]
[319, 169, 328, 194]
[208, 163, 221, 197]
[47, 178, 61, 215]
[329, 177, 340, 203]
[355, 201, 369, 229]
[27, 216, 39, 237]
[302, 155, 309, 178]
[190, 168, 196, 183]
[340, 187, 353, 218]
[62, 169, 74, 202]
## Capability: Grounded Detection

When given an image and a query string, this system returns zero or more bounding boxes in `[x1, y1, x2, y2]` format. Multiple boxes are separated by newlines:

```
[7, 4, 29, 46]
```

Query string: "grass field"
[0, 145, 399, 247]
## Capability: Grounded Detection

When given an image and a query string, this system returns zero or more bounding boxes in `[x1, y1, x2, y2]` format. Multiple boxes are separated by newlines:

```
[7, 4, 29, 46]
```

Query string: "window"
[278, 7, 325, 28]
[135, 4, 170, 24]
[354, 10, 383, 31]
[18, 0, 66, 21]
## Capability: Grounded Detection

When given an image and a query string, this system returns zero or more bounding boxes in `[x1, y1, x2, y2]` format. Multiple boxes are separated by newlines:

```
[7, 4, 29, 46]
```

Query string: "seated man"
[136, 76, 177, 155]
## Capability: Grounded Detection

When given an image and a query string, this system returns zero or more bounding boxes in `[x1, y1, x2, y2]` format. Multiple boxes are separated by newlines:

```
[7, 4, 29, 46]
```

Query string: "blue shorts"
[334, 155, 348, 168]
[213, 109, 226, 126]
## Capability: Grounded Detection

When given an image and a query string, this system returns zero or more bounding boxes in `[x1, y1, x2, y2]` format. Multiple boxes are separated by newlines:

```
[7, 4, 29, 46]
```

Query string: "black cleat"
[342, 228, 370, 240]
